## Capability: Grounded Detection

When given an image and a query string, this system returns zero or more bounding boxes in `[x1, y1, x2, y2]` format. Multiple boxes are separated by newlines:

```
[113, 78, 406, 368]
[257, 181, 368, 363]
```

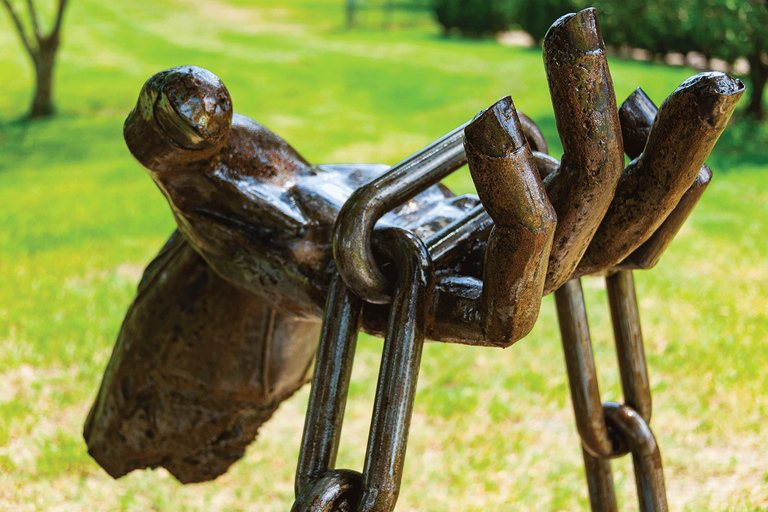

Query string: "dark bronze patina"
[577, 72, 743, 276]
[615, 88, 715, 271]
[85, 7, 744, 510]
[83, 231, 321, 483]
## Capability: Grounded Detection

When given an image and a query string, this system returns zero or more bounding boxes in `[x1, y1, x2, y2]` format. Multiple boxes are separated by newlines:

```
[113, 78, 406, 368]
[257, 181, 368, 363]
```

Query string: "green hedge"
[433, 0, 516, 37]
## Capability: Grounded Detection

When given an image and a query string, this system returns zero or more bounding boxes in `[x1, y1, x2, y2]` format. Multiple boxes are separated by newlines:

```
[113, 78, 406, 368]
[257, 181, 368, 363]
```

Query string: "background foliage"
[433, 0, 768, 116]
[433, 0, 515, 37]
[1, 0, 767, 510]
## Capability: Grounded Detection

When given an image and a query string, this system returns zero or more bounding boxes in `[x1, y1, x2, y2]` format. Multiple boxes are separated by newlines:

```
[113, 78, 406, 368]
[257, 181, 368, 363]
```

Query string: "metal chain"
[298, 97, 668, 511]
[332, 124, 467, 304]
[554, 272, 668, 512]
[332, 113, 548, 305]
[293, 227, 434, 512]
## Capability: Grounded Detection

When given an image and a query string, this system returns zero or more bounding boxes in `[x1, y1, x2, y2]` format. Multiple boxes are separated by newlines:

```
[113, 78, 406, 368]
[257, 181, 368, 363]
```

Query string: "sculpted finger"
[541, 8, 625, 293]
[619, 166, 712, 270]
[578, 72, 744, 275]
[616, 88, 712, 270]
[464, 96, 556, 347]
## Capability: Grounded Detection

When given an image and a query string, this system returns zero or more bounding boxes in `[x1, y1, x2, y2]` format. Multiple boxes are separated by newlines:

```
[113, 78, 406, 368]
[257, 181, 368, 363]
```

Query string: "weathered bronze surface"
[577, 72, 743, 276]
[85, 204, 475, 481]
[540, 8, 625, 294]
[86, 7, 743, 500]
[464, 97, 555, 346]
[83, 231, 321, 482]
[615, 88, 714, 271]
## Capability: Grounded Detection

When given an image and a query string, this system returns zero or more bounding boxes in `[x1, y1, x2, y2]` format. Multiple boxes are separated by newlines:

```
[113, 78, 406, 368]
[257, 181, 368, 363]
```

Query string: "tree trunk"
[746, 52, 768, 120]
[29, 36, 59, 119]
[1, 0, 69, 119]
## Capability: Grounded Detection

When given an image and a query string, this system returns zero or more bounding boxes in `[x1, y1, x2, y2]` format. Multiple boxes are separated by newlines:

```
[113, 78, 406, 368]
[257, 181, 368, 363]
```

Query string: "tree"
[690, 0, 768, 118]
[1, 0, 71, 119]
[585, 0, 766, 118]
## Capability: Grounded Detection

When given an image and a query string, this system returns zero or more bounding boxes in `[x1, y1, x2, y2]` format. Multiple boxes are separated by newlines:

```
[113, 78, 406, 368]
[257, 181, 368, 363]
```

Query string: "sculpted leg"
[83, 232, 320, 483]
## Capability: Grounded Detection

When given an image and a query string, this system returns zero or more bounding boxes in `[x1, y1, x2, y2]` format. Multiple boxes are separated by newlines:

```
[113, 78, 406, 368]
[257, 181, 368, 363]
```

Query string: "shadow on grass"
[0, 113, 128, 175]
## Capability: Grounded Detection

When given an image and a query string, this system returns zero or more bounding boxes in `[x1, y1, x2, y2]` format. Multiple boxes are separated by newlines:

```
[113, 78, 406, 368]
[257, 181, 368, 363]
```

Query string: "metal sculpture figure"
[84, 7, 743, 511]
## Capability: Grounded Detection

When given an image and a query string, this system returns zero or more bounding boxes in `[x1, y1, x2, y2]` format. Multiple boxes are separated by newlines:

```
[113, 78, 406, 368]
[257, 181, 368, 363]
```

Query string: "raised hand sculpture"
[85, 8, 743, 494]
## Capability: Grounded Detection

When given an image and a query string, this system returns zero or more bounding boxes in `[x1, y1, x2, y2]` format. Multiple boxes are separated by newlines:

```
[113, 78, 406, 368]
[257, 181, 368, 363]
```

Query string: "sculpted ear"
[124, 66, 233, 172]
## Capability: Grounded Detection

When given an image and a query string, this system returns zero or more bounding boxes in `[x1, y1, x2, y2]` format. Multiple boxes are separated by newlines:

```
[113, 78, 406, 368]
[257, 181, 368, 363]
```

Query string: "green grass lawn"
[1, 0, 767, 510]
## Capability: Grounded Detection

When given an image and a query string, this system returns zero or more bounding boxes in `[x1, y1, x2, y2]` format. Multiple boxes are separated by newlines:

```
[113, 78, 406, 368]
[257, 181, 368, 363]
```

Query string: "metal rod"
[582, 447, 619, 512]
[358, 227, 434, 512]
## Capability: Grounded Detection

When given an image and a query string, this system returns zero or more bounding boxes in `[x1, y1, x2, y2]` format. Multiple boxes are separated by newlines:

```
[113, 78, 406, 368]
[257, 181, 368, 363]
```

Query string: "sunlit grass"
[1, 0, 767, 510]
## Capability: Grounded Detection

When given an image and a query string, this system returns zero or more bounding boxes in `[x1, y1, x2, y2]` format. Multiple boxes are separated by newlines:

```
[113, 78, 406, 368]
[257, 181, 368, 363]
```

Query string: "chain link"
[293, 227, 434, 512]
[298, 85, 670, 510]
[293, 470, 364, 512]
[603, 403, 667, 512]
[332, 124, 467, 304]
[606, 271, 652, 422]
[332, 111, 549, 305]
[295, 275, 363, 497]
[554, 272, 668, 512]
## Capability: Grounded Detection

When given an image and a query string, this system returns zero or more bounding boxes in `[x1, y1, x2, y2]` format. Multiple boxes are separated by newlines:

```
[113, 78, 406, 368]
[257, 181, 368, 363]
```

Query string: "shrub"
[513, 0, 577, 44]
[433, 0, 516, 37]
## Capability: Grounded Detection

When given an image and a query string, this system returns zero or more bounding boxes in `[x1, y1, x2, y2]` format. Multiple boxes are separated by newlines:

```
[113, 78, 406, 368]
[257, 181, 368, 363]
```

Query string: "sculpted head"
[124, 66, 234, 171]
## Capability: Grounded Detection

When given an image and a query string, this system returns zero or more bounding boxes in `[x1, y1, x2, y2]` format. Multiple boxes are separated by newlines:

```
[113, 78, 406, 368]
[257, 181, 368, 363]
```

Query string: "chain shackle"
[293, 227, 434, 512]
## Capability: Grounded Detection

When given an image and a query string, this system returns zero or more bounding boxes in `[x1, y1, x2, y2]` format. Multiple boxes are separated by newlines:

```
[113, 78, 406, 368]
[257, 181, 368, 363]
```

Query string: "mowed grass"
[1, 0, 767, 510]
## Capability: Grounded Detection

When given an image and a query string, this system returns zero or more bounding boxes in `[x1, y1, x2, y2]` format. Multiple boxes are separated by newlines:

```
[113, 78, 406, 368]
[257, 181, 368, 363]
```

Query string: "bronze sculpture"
[84, 7, 743, 511]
